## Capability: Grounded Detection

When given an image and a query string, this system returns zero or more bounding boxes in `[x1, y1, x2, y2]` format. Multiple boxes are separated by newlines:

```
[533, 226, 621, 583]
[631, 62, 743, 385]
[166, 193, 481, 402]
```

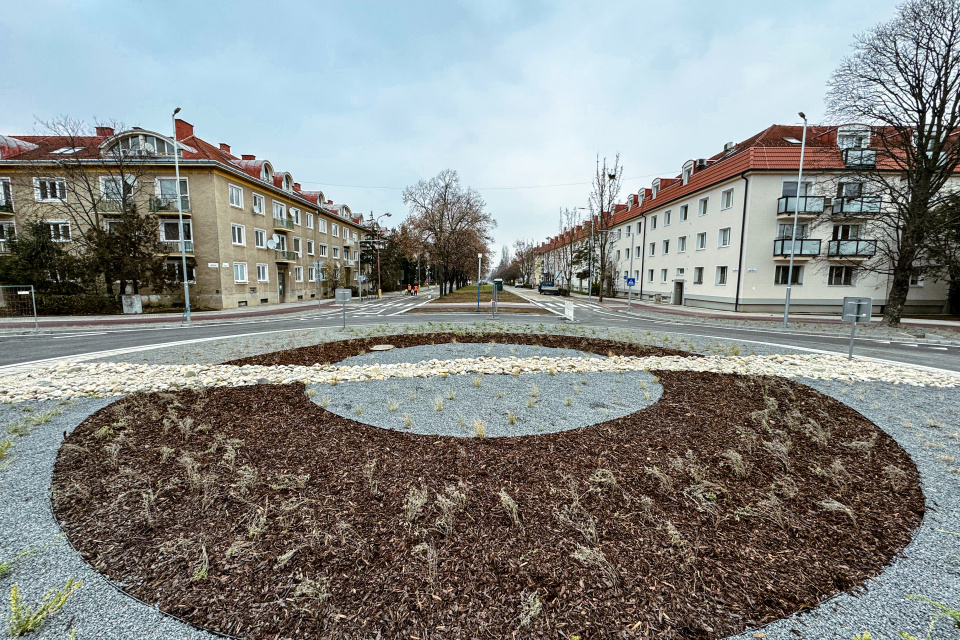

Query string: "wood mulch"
[52, 334, 923, 639]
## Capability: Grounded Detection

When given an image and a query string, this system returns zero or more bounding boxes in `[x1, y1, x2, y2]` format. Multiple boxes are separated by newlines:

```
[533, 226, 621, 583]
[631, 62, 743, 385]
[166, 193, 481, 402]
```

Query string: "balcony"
[275, 250, 297, 262]
[0, 203, 13, 214]
[827, 239, 877, 258]
[273, 216, 294, 232]
[777, 195, 825, 217]
[0, 240, 9, 254]
[149, 195, 191, 213]
[98, 199, 125, 212]
[832, 196, 882, 214]
[773, 238, 821, 257]
[842, 148, 876, 168]
[346, 259, 355, 267]
[162, 240, 194, 254]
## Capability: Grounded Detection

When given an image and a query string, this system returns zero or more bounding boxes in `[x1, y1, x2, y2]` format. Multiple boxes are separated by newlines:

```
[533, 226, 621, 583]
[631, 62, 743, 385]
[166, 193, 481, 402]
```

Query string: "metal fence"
[0, 285, 39, 331]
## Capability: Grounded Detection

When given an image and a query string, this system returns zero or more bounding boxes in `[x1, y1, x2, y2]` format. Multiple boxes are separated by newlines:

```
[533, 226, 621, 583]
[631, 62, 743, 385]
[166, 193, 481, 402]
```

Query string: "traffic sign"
[626, 277, 636, 287]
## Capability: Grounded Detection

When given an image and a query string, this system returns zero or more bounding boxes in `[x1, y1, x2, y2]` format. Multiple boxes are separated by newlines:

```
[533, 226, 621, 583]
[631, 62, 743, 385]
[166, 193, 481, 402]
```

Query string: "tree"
[826, 0, 960, 325]
[554, 208, 584, 295]
[587, 155, 622, 302]
[0, 221, 89, 294]
[512, 239, 536, 285]
[928, 193, 960, 313]
[402, 170, 496, 296]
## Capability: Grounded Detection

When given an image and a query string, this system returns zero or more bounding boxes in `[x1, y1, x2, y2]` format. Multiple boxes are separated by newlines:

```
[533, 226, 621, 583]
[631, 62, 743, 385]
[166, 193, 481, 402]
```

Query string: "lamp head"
[798, 111, 806, 120]
[173, 107, 182, 116]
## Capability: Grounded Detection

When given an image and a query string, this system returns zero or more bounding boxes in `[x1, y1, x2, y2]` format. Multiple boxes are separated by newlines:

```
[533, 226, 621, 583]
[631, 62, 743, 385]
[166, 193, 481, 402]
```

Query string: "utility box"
[493, 279, 503, 291]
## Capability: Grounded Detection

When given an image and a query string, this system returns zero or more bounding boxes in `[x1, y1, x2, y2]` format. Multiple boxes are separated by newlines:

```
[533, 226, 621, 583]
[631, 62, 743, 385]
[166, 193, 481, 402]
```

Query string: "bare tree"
[587, 155, 623, 301]
[826, 0, 960, 325]
[554, 207, 583, 295]
[403, 170, 495, 296]
[512, 239, 536, 285]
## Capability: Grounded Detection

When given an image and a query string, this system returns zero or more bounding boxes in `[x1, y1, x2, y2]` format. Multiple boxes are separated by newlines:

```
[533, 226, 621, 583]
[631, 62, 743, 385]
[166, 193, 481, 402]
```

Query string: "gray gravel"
[313, 343, 662, 437]
[2, 322, 958, 639]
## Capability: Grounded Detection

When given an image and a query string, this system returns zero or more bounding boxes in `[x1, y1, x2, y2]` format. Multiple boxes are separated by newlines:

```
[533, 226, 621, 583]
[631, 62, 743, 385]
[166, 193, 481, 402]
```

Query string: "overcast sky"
[2, 0, 900, 262]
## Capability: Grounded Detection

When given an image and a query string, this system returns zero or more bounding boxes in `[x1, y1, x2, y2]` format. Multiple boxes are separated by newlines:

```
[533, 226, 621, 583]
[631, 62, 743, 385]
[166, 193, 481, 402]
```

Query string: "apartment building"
[542, 124, 950, 314]
[0, 120, 365, 309]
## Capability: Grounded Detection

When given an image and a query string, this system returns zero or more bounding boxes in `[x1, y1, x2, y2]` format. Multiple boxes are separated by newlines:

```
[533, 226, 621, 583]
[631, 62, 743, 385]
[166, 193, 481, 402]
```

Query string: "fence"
[0, 285, 39, 331]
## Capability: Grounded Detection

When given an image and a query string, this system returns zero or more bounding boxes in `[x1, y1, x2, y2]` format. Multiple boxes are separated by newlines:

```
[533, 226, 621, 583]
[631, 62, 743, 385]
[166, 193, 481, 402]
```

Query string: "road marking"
[929, 346, 949, 351]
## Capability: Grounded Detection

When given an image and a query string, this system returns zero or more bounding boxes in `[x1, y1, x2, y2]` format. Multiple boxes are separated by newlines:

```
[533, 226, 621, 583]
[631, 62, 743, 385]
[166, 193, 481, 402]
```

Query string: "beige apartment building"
[0, 120, 367, 310]
[541, 124, 951, 315]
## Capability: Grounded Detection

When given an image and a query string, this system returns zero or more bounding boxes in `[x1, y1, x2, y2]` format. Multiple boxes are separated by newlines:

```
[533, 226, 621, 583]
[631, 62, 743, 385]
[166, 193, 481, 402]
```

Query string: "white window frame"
[716, 265, 728, 285]
[231, 223, 246, 246]
[290, 208, 301, 226]
[696, 232, 707, 250]
[318, 244, 328, 257]
[662, 239, 669, 255]
[718, 227, 731, 248]
[44, 219, 71, 242]
[233, 262, 248, 284]
[295, 266, 304, 282]
[679, 204, 688, 221]
[318, 219, 328, 233]
[0, 178, 12, 208]
[678, 236, 687, 253]
[308, 266, 316, 281]
[293, 236, 302, 257]
[664, 210, 671, 226]
[254, 228, 267, 249]
[100, 175, 137, 202]
[698, 197, 709, 217]
[306, 213, 314, 229]
[828, 265, 856, 286]
[256, 263, 269, 283]
[660, 268, 668, 283]
[332, 223, 339, 238]
[160, 219, 192, 242]
[252, 193, 265, 215]
[34, 177, 67, 202]
[774, 265, 803, 286]
[721, 188, 734, 210]
[228, 184, 244, 209]
[647, 269, 654, 282]
[651, 215, 657, 230]
[649, 242, 655, 257]
[306, 239, 314, 255]
[693, 267, 704, 284]
[332, 246, 340, 258]
[272, 201, 286, 219]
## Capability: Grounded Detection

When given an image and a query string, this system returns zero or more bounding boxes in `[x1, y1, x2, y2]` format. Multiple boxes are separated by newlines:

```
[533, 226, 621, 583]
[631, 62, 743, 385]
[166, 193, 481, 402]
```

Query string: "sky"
[1, 0, 902, 263]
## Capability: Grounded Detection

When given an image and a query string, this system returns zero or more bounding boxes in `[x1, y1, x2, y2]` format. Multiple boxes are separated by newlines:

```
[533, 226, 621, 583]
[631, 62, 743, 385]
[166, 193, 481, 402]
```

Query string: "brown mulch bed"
[52, 335, 923, 640]
[225, 332, 690, 367]
[407, 306, 548, 314]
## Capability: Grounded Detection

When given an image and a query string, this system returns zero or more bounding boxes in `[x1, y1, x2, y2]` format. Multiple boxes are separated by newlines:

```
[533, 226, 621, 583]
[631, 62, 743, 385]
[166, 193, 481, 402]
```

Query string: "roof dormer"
[681, 160, 694, 185]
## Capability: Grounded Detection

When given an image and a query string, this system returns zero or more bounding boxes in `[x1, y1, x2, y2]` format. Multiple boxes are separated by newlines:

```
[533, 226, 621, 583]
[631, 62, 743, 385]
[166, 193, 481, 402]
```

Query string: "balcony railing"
[777, 195, 825, 216]
[275, 250, 297, 262]
[0, 203, 13, 214]
[827, 239, 877, 257]
[0, 240, 8, 254]
[98, 199, 125, 212]
[833, 196, 882, 214]
[273, 216, 295, 231]
[773, 238, 821, 257]
[162, 240, 194, 254]
[149, 195, 191, 213]
[842, 148, 876, 168]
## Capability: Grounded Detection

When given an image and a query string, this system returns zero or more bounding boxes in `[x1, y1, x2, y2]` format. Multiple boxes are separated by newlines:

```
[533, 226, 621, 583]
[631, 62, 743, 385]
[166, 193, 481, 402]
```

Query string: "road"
[0, 291, 958, 373]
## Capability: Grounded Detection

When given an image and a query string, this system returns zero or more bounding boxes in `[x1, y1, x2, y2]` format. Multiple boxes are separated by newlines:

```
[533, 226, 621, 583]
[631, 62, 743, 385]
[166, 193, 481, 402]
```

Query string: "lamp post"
[628, 221, 636, 310]
[783, 112, 808, 327]
[477, 253, 482, 311]
[172, 107, 190, 324]
[367, 212, 391, 298]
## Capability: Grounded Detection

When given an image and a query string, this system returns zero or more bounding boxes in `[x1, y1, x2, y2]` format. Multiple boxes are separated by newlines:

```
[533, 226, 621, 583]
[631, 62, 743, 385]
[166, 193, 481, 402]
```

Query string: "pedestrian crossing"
[316, 296, 433, 318]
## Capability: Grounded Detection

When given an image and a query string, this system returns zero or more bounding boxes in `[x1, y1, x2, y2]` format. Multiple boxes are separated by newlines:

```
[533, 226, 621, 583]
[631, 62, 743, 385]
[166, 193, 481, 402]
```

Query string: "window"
[228, 184, 244, 209]
[34, 178, 66, 202]
[318, 244, 328, 257]
[233, 262, 248, 283]
[664, 210, 671, 226]
[721, 188, 734, 210]
[101, 175, 136, 201]
[718, 227, 731, 247]
[678, 236, 687, 252]
[837, 181, 864, 198]
[647, 269, 654, 282]
[696, 232, 707, 250]
[257, 263, 269, 282]
[910, 271, 925, 286]
[332, 246, 340, 258]
[332, 223, 339, 238]
[679, 204, 688, 221]
[272, 201, 285, 219]
[276, 234, 287, 251]
[44, 220, 71, 242]
[662, 239, 670, 255]
[306, 213, 314, 229]
[254, 228, 266, 248]
[308, 266, 316, 281]
[693, 267, 704, 284]
[774, 265, 803, 285]
[649, 242, 655, 256]
[625, 224, 631, 235]
[295, 266, 304, 282]
[290, 208, 301, 225]
[828, 266, 855, 286]
[777, 223, 809, 239]
[155, 177, 188, 210]
[231, 224, 245, 246]
[293, 237, 302, 256]
[252, 193, 265, 215]
[651, 215, 657, 230]
[698, 197, 709, 216]
[161, 220, 192, 241]
[615, 250, 621, 261]
[318, 219, 328, 233]
[832, 224, 861, 240]
[676, 267, 685, 277]
[307, 240, 314, 255]
[660, 268, 668, 282]
[682, 162, 693, 185]
[624, 247, 630, 260]
[716, 266, 728, 285]
[0, 178, 11, 209]
[0, 222, 16, 241]
[166, 258, 195, 283]
[782, 181, 813, 197]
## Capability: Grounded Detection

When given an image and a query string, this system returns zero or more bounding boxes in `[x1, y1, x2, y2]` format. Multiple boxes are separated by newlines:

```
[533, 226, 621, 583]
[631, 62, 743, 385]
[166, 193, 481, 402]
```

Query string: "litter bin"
[493, 279, 503, 292]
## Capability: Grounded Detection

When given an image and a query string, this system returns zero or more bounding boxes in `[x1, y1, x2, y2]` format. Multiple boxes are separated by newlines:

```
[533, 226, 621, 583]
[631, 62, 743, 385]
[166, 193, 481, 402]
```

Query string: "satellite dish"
[266, 239, 277, 250]
[271, 234, 281, 244]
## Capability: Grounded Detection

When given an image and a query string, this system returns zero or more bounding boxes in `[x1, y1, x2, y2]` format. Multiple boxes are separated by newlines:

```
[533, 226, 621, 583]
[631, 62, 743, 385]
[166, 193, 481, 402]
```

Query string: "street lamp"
[783, 112, 808, 327]
[367, 212, 391, 298]
[477, 253, 482, 311]
[172, 107, 190, 324]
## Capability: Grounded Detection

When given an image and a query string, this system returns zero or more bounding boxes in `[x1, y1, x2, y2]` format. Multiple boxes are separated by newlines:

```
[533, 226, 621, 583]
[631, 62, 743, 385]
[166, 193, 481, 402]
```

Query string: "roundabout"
[41, 331, 934, 639]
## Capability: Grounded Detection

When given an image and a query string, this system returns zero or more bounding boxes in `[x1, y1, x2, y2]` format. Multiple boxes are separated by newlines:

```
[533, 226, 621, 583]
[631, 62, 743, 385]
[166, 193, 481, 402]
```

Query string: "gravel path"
[0, 323, 958, 639]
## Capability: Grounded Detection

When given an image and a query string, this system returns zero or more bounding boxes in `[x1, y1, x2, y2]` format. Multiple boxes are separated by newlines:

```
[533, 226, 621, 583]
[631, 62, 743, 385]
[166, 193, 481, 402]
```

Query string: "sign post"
[335, 288, 352, 329]
[841, 296, 872, 360]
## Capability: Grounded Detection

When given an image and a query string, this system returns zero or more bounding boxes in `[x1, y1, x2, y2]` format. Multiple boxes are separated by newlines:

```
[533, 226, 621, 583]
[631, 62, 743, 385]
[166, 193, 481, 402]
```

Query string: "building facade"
[0, 119, 367, 310]
[541, 124, 951, 315]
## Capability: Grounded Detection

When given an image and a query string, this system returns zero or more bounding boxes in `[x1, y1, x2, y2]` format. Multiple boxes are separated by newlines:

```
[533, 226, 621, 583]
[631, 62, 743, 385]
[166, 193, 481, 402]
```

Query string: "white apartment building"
[550, 124, 950, 315]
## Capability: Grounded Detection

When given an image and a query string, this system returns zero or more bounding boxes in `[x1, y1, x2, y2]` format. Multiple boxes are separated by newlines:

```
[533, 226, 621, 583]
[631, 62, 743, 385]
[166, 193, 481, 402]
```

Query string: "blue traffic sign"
[626, 278, 636, 287]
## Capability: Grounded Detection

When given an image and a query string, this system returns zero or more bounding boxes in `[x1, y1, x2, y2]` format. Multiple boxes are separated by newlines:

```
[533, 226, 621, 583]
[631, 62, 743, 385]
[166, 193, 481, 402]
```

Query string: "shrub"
[7, 579, 82, 637]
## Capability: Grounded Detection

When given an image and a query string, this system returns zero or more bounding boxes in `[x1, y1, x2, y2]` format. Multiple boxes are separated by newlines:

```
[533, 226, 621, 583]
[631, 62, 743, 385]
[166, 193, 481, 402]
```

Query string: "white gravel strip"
[0, 353, 957, 402]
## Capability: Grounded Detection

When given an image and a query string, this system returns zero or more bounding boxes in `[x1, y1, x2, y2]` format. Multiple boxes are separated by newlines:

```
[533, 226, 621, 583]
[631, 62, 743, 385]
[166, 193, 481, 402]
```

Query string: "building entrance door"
[673, 281, 684, 305]
[278, 270, 286, 303]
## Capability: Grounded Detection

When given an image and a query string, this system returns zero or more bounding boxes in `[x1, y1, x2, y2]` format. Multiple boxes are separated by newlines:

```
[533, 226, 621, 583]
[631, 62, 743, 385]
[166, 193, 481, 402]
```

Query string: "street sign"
[626, 277, 636, 287]
[842, 296, 872, 359]
[335, 288, 352, 304]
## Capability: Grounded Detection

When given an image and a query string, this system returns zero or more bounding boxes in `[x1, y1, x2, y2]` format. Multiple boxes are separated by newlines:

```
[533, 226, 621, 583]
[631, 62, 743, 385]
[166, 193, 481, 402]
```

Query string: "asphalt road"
[0, 293, 958, 373]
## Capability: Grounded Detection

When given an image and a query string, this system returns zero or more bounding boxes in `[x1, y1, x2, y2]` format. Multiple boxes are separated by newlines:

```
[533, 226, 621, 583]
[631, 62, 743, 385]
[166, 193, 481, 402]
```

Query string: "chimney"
[219, 143, 231, 154]
[95, 126, 115, 137]
[174, 119, 194, 140]
[293, 182, 301, 191]
[241, 154, 255, 161]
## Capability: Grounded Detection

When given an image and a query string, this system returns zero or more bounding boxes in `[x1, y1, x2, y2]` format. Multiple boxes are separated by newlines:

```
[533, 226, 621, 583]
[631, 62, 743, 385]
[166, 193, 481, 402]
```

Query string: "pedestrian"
[407, 284, 412, 296]
[414, 285, 418, 296]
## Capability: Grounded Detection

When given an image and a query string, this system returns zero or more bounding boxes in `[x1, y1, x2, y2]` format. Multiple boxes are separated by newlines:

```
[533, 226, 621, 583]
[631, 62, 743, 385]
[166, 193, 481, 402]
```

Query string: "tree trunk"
[882, 262, 913, 327]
